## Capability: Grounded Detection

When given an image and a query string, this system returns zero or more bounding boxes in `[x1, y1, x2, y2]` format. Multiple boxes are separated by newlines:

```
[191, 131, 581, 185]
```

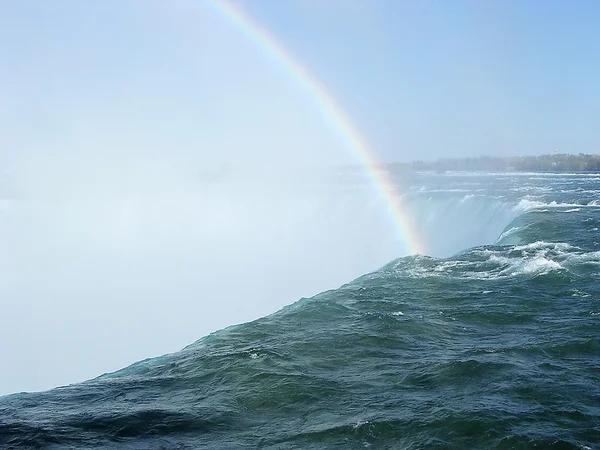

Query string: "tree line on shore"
[388, 153, 600, 172]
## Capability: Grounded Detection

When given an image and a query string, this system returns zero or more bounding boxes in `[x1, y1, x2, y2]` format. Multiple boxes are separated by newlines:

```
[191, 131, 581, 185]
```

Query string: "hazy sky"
[2, 1, 600, 395]
[2, 0, 600, 169]
[242, 0, 600, 160]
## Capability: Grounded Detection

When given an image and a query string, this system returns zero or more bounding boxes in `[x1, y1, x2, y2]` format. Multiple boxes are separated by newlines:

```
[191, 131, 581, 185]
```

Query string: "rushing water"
[1, 171, 599, 449]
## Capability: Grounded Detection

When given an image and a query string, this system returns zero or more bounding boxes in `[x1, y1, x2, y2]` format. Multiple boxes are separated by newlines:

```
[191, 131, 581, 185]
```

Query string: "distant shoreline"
[382, 153, 600, 173]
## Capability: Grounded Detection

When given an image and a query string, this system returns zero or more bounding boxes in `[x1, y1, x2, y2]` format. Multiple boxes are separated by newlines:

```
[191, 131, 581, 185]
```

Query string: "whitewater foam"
[520, 257, 562, 275]
[513, 241, 575, 252]
[496, 226, 523, 242]
[388, 239, 596, 282]
[514, 199, 600, 212]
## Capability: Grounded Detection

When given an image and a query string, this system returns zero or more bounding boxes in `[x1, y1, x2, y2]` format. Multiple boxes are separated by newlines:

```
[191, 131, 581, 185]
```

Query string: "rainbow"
[206, 0, 425, 255]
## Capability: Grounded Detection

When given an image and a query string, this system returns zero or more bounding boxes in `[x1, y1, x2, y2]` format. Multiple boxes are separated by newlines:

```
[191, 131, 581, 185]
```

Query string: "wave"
[514, 198, 600, 212]
[379, 240, 599, 283]
[2, 224, 598, 448]
[402, 193, 520, 257]
[2, 173, 600, 449]
[402, 192, 599, 257]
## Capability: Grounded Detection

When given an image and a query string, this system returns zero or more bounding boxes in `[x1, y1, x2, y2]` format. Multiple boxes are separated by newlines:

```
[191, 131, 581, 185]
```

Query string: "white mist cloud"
[0, 1, 407, 395]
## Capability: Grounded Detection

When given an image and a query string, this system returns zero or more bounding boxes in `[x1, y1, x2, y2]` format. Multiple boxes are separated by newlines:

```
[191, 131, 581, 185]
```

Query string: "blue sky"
[2, 0, 600, 168]
[243, 0, 600, 160]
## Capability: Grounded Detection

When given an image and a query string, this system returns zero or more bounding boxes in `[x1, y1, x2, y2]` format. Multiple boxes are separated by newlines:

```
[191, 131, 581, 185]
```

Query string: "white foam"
[513, 241, 574, 252]
[481, 253, 563, 278]
[520, 257, 562, 274]
[514, 199, 600, 212]
[392, 239, 582, 281]
[570, 290, 590, 298]
[564, 250, 600, 265]
[497, 226, 522, 241]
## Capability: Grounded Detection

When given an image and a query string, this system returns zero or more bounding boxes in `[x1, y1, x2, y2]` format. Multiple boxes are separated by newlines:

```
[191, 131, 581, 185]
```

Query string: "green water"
[1, 173, 599, 449]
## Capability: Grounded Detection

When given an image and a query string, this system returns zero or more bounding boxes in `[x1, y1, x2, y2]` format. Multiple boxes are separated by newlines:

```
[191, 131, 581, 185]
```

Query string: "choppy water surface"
[1, 172, 599, 449]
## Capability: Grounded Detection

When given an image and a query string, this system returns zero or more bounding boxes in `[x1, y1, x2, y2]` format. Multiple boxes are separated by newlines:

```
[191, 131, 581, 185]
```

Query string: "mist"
[3, 160, 409, 394]
[0, 2, 415, 395]
[0, 1, 535, 396]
